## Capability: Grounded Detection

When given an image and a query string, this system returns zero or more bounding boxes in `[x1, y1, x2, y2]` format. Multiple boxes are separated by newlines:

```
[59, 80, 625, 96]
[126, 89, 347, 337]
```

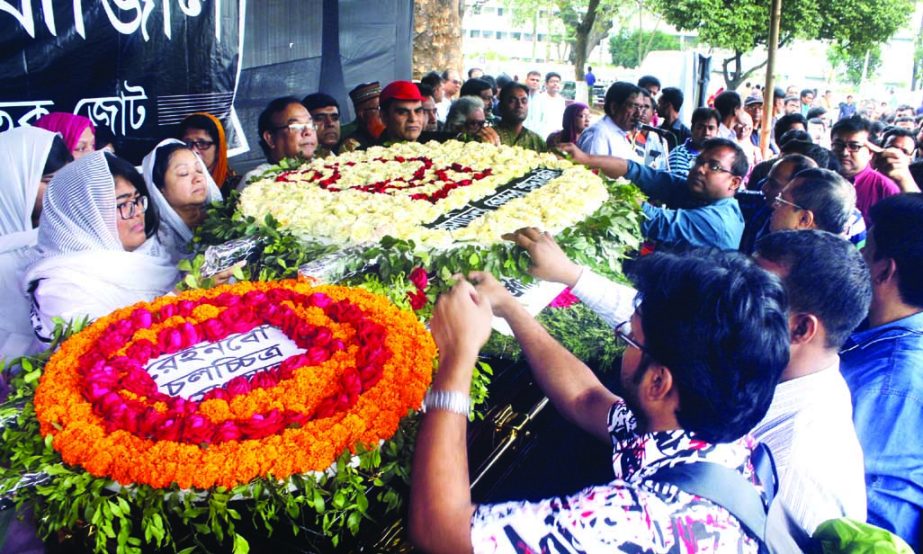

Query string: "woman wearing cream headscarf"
[141, 138, 223, 264]
[23, 152, 180, 346]
[0, 126, 71, 362]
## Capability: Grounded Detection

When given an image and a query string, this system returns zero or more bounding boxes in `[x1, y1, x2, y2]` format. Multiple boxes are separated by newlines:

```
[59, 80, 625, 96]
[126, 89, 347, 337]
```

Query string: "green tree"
[504, 0, 624, 79]
[649, 0, 913, 89]
[828, 44, 882, 86]
[609, 28, 681, 68]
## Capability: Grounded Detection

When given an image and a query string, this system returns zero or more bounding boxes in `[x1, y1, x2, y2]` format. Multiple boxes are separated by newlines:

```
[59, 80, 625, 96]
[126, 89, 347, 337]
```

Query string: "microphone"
[639, 124, 672, 138]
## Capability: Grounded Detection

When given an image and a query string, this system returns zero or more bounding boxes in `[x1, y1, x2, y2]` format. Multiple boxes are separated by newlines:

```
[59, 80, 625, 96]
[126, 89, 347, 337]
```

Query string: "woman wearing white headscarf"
[141, 138, 222, 264]
[0, 126, 72, 362]
[23, 151, 181, 346]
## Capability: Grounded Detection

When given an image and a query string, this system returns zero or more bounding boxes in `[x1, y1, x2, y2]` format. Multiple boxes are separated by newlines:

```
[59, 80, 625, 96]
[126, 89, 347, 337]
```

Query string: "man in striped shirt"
[668, 107, 719, 179]
[752, 230, 870, 549]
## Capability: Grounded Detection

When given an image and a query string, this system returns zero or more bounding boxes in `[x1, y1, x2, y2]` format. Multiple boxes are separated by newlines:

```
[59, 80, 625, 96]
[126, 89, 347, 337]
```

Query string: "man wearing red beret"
[373, 81, 453, 147]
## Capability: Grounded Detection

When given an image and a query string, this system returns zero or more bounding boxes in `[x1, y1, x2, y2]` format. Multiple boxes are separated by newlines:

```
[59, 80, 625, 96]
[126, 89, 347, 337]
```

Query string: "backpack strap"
[647, 443, 777, 554]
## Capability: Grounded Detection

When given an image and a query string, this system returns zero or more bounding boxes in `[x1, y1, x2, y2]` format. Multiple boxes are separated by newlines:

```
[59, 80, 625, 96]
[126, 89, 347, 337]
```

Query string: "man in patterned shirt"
[493, 82, 547, 153]
[410, 249, 790, 553]
[668, 107, 720, 178]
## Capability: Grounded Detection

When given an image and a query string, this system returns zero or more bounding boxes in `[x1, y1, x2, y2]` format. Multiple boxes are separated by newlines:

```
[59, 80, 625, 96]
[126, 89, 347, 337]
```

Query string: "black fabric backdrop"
[0, 0, 413, 166]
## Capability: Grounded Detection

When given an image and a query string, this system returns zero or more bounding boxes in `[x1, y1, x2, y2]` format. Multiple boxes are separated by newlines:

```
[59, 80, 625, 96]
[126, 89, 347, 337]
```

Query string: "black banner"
[0, 1, 244, 163]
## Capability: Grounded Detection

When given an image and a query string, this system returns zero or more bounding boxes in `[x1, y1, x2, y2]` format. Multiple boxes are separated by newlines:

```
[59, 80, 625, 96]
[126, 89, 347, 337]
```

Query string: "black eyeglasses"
[466, 119, 488, 130]
[614, 320, 648, 354]
[184, 139, 215, 150]
[693, 157, 734, 174]
[117, 195, 148, 220]
[831, 140, 865, 153]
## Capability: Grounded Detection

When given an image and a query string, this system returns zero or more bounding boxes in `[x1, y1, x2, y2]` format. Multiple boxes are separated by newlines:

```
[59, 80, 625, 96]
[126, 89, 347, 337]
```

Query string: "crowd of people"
[0, 65, 921, 553]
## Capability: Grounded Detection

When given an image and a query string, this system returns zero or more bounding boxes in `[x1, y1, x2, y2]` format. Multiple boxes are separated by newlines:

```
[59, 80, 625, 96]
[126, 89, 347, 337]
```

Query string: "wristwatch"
[422, 389, 471, 415]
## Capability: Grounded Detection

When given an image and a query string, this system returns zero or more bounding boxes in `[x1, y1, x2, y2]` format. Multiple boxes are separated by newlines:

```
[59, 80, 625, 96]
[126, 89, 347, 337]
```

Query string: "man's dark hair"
[755, 230, 871, 348]
[628, 250, 789, 442]
[882, 126, 915, 145]
[421, 71, 443, 88]
[774, 113, 807, 143]
[460, 78, 492, 98]
[416, 83, 434, 99]
[787, 167, 856, 235]
[603, 81, 642, 118]
[831, 115, 872, 138]
[691, 107, 719, 126]
[105, 153, 159, 238]
[868, 193, 923, 308]
[773, 87, 786, 103]
[775, 153, 818, 178]
[803, 144, 834, 170]
[257, 96, 302, 157]
[466, 67, 482, 79]
[440, 69, 455, 81]
[545, 71, 561, 82]
[660, 87, 684, 111]
[301, 93, 339, 112]
[778, 129, 812, 150]
[637, 75, 661, 90]
[800, 88, 814, 99]
[482, 74, 498, 93]
[714, 91, 742, 119]
[498, 81, 529, 105]
[806, 107, 827, 120]
[43, 135, 73, 175]
[701, 137, 749, 177]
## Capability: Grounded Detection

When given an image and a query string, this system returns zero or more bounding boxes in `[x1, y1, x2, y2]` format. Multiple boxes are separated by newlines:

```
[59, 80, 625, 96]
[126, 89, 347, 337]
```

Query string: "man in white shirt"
[536, 72, 566, 140]
[752, 230, 869, 547]
[522, 70, 544, 134]
[576, 81, 644, 162]
[715, 90, 743, 141]
[436, 68, 461, 123]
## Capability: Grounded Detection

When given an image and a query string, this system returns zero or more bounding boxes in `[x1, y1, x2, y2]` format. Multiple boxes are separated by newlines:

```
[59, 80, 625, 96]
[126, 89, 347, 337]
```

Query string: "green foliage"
[609, 28, 681, 68]
[484, 303, 624, 373]
[827, 43, 882, 86]
[649, 0, 912, 87]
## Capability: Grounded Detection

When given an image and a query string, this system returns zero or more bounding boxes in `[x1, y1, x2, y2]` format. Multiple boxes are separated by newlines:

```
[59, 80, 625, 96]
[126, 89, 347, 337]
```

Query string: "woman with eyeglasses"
[142, 139, 223, 264]
[0, 126, 73, 361]
[178, 112, 242, 191]
[445, 96, 500, 146]
[22, 152, 180, 346]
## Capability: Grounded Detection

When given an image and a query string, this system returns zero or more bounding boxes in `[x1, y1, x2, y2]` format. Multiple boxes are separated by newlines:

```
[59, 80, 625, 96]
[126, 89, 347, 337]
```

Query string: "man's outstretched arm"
[471, 271, 620, 443]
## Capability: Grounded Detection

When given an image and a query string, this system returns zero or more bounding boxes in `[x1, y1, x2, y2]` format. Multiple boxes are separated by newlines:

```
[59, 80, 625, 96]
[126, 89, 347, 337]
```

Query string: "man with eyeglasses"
[562, 137, 748, 251]
[240, 96, 317, 189]
[437, 69, 462, 123]
[410, 248, 789, 553]
[830, 116, 900, 225]
[576, 81, 645, 161]
[302, 93, 342, 158]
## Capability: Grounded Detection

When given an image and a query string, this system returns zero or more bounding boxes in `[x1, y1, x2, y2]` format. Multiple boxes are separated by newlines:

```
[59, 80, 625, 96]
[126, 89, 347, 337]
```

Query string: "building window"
[497, 31, 506, 39]
[512, 32, 521, 40]
[471, 30, 480, 38]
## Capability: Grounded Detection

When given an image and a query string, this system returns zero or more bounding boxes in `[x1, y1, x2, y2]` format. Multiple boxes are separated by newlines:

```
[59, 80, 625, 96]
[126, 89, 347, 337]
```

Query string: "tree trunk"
[721, 51, 769, 90]
[573, 0, 602, 81]
[412, 0, 463, 79]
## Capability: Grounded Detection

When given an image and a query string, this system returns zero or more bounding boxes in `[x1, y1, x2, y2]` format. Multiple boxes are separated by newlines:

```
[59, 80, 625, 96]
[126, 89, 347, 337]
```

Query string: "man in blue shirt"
[562, 138, 747, 251]
[840, 193, 923, 550]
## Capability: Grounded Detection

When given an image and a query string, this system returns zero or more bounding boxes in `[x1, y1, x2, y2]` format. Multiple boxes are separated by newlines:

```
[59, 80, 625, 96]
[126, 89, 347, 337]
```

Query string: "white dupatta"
[0, 126, 58, 361]
[141, 138, 222, 263]
[23, 152, 180, 340]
